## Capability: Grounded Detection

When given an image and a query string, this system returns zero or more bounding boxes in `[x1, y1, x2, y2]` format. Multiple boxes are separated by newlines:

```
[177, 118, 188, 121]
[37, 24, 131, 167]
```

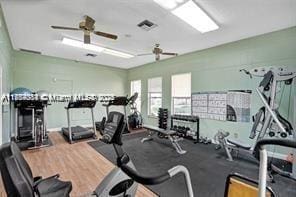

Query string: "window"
[171, 73, 191, 115]
[130, 80, 141, 112]
[148, 77, 162, 116]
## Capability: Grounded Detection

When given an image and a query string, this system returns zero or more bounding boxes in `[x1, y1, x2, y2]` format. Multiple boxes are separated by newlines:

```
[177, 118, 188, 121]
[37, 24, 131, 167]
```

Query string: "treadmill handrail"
[120, 164, 194, 197]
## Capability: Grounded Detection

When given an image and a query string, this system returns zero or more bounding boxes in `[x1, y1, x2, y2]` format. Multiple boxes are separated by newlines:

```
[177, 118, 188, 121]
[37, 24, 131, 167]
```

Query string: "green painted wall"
[13, 51, 128, 129]
[0, 6, 13, 143]
[127, 27, 296, 146]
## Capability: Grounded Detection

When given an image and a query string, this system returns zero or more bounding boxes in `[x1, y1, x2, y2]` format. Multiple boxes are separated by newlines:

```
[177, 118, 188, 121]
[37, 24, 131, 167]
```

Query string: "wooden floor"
[0, 132, 156, 197]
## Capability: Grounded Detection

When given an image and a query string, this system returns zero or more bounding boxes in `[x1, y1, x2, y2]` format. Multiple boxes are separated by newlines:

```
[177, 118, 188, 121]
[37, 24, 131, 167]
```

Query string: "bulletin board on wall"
[192, 90, 251, 122]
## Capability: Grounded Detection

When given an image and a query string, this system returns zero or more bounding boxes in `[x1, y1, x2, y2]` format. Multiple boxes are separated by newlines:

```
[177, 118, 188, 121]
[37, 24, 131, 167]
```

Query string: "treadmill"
[62, 100, 97, 143]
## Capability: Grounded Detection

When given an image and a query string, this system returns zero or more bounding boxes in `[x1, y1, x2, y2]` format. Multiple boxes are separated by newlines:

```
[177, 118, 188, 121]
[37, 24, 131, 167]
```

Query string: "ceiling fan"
[51, 15, 118, 44]
[138, 44, 178, 61]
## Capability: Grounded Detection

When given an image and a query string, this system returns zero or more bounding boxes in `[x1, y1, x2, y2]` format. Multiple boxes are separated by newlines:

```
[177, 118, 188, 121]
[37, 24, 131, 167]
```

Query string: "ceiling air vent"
[19, 48, 42, 55]
[137, 20, 157, 31]
[86, 53, 97, 57]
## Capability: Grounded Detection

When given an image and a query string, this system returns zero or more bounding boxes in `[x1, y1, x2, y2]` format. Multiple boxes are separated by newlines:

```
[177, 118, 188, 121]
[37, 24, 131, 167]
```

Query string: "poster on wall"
[192, 91, 227, 121]
[192, 90, 251, 122]
[226, 90, 251, 122]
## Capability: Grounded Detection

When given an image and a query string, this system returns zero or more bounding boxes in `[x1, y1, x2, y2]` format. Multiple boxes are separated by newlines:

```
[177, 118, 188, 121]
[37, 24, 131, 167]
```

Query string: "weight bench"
[142, 125, 186, 154]
[214, 130, 252, 161]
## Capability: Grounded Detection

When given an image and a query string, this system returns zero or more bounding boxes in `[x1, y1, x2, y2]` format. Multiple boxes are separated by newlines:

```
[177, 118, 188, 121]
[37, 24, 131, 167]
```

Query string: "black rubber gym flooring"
[88, 132, 296, 197]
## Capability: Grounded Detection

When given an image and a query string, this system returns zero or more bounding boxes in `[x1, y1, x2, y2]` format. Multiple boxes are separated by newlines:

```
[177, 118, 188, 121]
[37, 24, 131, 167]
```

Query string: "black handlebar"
[254, 139, 296, 159]
[120, 164, 170, 185]
[255, 139, 296, 150]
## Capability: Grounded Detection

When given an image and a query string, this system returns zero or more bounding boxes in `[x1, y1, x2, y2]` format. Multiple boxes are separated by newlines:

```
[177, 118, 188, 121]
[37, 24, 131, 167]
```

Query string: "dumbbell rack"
[158, 108, 168, 129]
[170, 115, 199, 143]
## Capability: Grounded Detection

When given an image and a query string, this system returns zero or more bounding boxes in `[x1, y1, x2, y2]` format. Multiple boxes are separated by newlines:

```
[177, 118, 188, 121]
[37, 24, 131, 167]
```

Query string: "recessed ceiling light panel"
[62, 37, 134, 59]
[62, 38, 104, 52]
[153, 0, 184, 10]
[172, 0, 219, 33]
[103, 48, 134, 59]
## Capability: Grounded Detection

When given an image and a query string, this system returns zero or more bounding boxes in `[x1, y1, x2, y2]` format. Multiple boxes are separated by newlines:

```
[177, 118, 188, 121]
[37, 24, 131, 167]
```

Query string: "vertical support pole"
[32, 108, 35, 145]
[124, 106, 130, 132]
[292, 80, 296, 179]
[106, 106, 109, 116]
[196, 118, 200, 143]
[67, 108, 72, 143]
[258, 147, 268, 197]
[91, 108, 97, 138]
[15, 108, 18, 140]
[43, 105, 47, 141]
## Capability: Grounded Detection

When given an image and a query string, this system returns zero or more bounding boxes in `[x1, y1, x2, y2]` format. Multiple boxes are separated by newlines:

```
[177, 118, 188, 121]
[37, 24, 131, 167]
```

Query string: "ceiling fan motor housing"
[79, 21, 94, 31]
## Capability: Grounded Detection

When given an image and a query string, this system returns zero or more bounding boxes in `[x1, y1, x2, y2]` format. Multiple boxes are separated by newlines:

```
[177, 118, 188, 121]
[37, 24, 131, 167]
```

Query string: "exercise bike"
[93, 111, 194, 197]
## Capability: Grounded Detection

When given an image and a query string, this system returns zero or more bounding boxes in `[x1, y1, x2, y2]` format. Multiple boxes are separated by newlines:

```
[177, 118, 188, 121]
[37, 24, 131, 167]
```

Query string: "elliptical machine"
[96, 93, 141, 135]
[94, 111, 194, 197]
[128, 93, 143, 130]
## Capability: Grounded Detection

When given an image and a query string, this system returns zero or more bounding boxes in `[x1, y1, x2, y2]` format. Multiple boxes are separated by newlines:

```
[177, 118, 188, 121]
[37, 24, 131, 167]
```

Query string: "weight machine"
[215, 66, 296, 180]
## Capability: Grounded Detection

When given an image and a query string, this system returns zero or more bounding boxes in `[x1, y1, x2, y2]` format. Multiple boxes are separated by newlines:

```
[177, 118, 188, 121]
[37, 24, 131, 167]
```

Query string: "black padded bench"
[142, 125, 186, 154]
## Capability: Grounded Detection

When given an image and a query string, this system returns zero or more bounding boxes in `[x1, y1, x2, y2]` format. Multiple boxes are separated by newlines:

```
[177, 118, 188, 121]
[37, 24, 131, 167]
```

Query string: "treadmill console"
[101, 111, 125, 145]
[67, 100, 96, 109]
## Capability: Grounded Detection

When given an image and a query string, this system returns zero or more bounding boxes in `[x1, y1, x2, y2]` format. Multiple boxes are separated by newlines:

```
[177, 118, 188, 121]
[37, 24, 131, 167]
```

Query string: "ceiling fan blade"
[84, 34, 91, 44]
[162, 52, 178, 56]
[85, 15, 95, 29]
[137, 53, 154, 56]
[94, 31, 118, 40]
[51, 26, 80, 31]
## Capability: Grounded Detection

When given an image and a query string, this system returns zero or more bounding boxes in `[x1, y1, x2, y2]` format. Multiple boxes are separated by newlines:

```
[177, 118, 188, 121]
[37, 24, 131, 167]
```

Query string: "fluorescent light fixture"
[153, 0, 184, 10]
[103, 48, 134, 59]
[62, 37, 134, 59]
[62, 37, 104, 52]
[172, 0, 219, 33]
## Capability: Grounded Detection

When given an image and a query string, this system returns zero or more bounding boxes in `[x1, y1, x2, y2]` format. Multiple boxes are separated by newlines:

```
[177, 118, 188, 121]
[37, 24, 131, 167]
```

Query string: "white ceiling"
[1, 0, 296, 69]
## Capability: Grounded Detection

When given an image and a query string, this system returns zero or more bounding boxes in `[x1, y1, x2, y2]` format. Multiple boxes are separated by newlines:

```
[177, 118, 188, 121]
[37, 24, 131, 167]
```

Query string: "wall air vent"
[86, 53, 97, 57]
[137, 20, 157, 31]
[19, 48, 42, 55]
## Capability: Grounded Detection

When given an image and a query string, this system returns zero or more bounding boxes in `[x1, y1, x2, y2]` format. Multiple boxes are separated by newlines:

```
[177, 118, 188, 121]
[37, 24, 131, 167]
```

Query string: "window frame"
[147, 77, 162, 117]
[130, 80, 141, 112]
[171, 73, 191, 115]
